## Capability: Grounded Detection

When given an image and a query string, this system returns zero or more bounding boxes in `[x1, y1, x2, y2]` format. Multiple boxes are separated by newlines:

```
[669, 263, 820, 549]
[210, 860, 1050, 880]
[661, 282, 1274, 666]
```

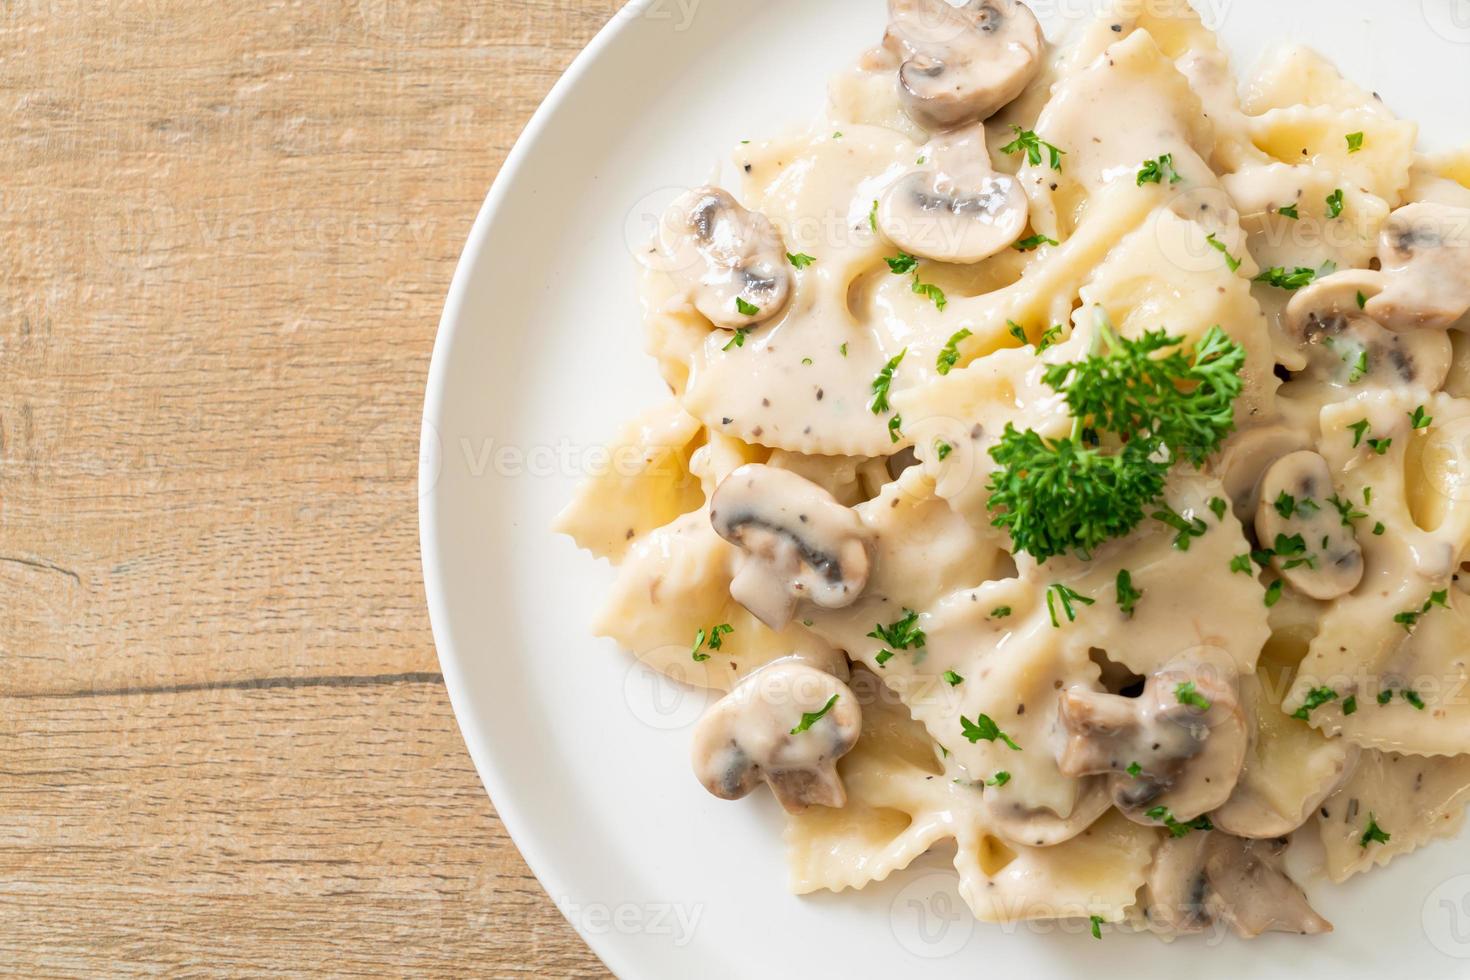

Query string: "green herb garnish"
[1046, 583, 1095, 628]
[886, 251, 919, 275]
[1115, 569, 1142, 617]
[986, 319, 1245, 562]
[961, 713, 1022, 751]
[937, 328, 973, 375]
[1001, 126, 1065, 171]
[1014, 233, 1059, 252]
[1359, 814, 1390, 848]
[1326, 188, 1345, 219]
[1293, 686, 1338, 721]
[869, 349, 907, 414]
[1175, 681, 1211, 711]
[1136, 154, 1183, 186]
[790, 695, 839, 735]
[1207, 233, 1241, 272]
[1146, 806, 1214, 838]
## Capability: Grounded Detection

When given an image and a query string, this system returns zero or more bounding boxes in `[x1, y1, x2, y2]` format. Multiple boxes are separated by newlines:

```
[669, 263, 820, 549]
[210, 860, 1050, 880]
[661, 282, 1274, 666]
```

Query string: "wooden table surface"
[1, 1, 615, 974]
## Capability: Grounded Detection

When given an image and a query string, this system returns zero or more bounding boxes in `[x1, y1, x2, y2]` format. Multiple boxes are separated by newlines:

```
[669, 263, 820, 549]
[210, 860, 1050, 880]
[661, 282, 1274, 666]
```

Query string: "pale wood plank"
[0, 678, 609, 977]
[0, 0, 623, 972]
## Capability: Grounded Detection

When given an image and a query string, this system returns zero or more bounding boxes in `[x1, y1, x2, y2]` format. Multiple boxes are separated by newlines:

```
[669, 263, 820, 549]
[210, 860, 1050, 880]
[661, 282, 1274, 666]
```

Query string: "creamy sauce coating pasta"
[557, 0, 1470, 941]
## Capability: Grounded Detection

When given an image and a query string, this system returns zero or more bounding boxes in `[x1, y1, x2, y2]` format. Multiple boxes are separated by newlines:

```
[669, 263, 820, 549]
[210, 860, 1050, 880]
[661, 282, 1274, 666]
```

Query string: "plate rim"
[418, 5, 637, 976]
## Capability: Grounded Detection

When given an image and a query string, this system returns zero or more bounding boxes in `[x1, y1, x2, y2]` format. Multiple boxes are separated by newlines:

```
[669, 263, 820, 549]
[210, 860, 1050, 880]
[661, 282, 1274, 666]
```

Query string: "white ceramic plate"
[420, 2, 1470, 976]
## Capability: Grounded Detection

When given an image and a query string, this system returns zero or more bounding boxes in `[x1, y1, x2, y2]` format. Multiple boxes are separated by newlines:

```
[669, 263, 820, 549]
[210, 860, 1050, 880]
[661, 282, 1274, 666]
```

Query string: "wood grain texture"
[0, 0, 616, 973]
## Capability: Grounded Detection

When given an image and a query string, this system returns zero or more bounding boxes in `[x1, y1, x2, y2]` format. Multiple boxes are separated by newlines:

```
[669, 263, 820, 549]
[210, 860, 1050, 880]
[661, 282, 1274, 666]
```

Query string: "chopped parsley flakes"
[1175, 681, 1212, 711]
[1046, 583, 1095, 628]
[1115, 569, 1142, 617]
[1293, 686, 1338, 721]
[936, 328, 973, 375]
[1206, 233, 1241, 272]
[961, 713, 1022, 751]
[790, 694, 839, 735]
[1254, 265, 1322, 290]
[868, 349, 907, 414]
[1326, 188, 1345, 219]
[1359, 813, 1390, 848]
[1146, 806, 1214, 838]
[1014, 233, 1059, 252]
[1136, 153, 1183, 186]
[1001, 126, 1065, 171]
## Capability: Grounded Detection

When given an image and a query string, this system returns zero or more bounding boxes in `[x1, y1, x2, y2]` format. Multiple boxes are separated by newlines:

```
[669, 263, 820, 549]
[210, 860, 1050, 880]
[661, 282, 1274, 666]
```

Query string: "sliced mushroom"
[1058, 649, 1247, 824]
[1213, 674, 1360, 839]
[1143, 833, 1332, 938]
[1285, 202, 1470, 335]
[1366, 202, 1470, 330]
[877, 123, 1029, 262]
[1214, 422, 1312, 522]
[657, 187, 791, 330]
[883, 0, 1044, 129]
[711, 464, 875, 630]
[690, 660, 862, 813]
[1285, 267, 1383, 335]
[1280, 302, 1452, 394]
[1254, 451, 1363, 601]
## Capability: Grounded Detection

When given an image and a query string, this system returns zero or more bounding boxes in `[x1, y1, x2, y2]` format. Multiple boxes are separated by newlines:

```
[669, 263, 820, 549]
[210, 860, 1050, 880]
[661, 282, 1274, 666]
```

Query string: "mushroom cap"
[1284, 268, 1382, 341]
[877, 124, 1028, 263]
[1213, 423, 1312, 522]
[1058, 648, 1247, 824]
[1282, 303, 1453, 393]
[1367, 202, 1470, 330]
[657, 187, 792, 330]
[689, 661, 862, 814]
[1212, 675, 1360, 839]
[1144, 833, 1332, 938]
[884, 0, 1044, 129]
[711, 464, 875, 630]
[1254, 450, 1363, 601]
[1284, 202, 1470, 336]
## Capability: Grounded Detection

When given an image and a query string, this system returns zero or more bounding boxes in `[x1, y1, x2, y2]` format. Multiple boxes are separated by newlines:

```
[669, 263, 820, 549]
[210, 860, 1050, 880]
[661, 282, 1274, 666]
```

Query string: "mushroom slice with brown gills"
[878, 123, 1028, 263]
[1143, 832, 1332, 938]
[1282, 284, 1453, 393]
[690, 660, 862, 813]
[1364, 202, 1470, 330]
[883, 0, 1044, 130]
[1213, 422, 1312, 522]
[1254, 451, 1363, 601]
[1057, 648, 1248, 825]
[711, 464, 875, 631]
[657, 187, 792, 330]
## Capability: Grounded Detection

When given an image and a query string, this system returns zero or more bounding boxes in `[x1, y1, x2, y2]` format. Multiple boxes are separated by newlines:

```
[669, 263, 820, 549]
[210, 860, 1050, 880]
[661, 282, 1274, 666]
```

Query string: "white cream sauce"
[568, 0, 1470, 942]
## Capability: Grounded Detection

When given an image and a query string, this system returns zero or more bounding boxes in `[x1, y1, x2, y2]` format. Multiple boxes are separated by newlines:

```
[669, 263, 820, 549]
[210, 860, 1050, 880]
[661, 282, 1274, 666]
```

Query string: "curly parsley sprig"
[986, 312, 1246, 562]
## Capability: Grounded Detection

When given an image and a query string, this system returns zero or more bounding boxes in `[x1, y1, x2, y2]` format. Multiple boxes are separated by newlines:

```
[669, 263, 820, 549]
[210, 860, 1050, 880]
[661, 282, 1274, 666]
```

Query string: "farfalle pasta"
[557, 0, 1470, 942]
